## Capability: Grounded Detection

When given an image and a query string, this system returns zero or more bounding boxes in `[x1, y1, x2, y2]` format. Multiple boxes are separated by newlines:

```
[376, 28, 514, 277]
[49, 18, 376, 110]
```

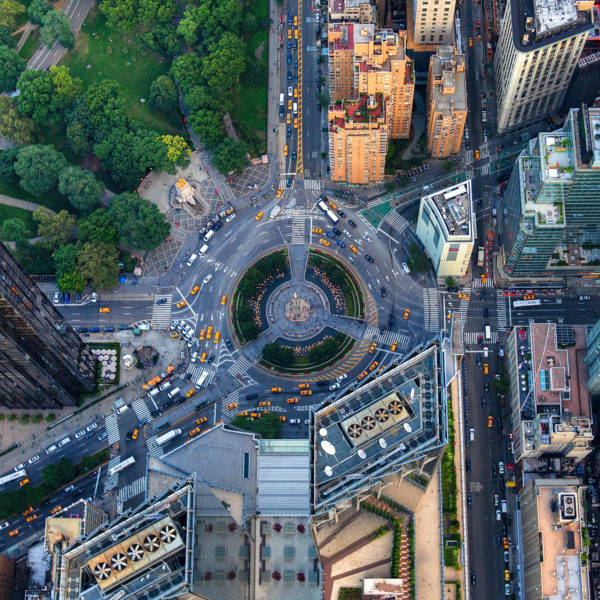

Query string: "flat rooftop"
[430, 48, 467, 114]
[422, 180, 474, 240]
[540, 132, 575, 182]
[328, 23, 375, 51]
[534, 0, 579, 36]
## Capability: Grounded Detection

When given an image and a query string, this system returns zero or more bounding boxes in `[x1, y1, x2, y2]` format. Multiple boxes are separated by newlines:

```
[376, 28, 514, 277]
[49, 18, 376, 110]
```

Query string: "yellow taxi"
[283, 145, 288, 156]
[237, 411, 248, 417]
[132, 429, 139, 440]
[26, 514, 37, 523]
[189, 427, 201, 437]
[458, 293, 470, 299]
[286, 113, 291, 124]
[484, 363, 489, 374]
[475, 149, 480, 160]
[503, 537, 509, 550]
[294, 88, 298, 98]
[176, 300, 187, 308]
[300, 389, 312, 396]
[488, 415, 494, 428]
[190, 285, 200, 295]
[468, 37, 473, 47]
[294, 28, 299, 39]
[225, 206, 234, 216]
[390, 341, 398, 352]
[9, 529, 18, 537]
[196, 416, 208, 425]
[221, 295, 227, 305]
[288, 99, 293, 110]
[319, 238, 330, 247]
[23, 507, 33, 516]
[299, 383, 310, 389]
[328, 201, 338, 211]
[481, 274, 487, 285]
[357, 370, 368, 381]
[349, 244, 358, 254]
[255, 212, 264, 221]
[279, 415, 287, 422]
[294, 117, 298, 128]
[312, 227, 322, 234]
[250, 412, 262, 419]
[226, 402, 238, 410]
[170, 332, 179, 338]
[259, 400, 271, 406]
[200, 352, 207, 363]
[186, 388, 196, 398]
[19, 478, 30, 487]
[99, 307, 110, 313]
[287, 28, 292, 38]
[368, 342, 377, 354]
[524, 294, 535, 300]
[403, 309, 410, 320]
[214, 331, 220, 344]
[271, 387, 282, 393]
[504, 570, 510, 582]
[368, 361, 379, 372]
[199, 329, 206, 341]
[293, 15, 298, 25]
[206, 326, 213, 339]
[287, 397, 299, 404]
[276, 188, 283, 198]
[50, 506, 62, 515]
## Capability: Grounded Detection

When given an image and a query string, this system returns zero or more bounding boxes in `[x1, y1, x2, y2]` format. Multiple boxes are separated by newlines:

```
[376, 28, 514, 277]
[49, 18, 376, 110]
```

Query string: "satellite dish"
[321, 440, 336, 455]
[358, 449, 367, 459]
[403, 423, 412, 432]
[379, 438, 387, 448]
[324, 466, 333, 476]
[319, 428, 328, 437]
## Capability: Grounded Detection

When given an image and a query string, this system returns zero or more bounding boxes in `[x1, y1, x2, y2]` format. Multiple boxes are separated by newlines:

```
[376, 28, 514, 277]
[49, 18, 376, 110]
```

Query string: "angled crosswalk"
[480, 163, 490, 175]
[383, 210, 409, 235]
[105, 413, 120, 445]
[304, 179, 321, 190]
[132, 398, 152, 423]
[459, 289, 471, 321]
[497, 295, 508, 329]
[185, 364, 216, 387]
[151, 295, 173, 329]
[104, 457, 120, 492]
[464, 331, 499, 345]
[146, 436, 164, 458]
[220, 391, 240, 423]
[423, 288, 440, 334]
[118, 476, 146, 504]
[228, 355, 254, 378]
[363, 326, 411, 349]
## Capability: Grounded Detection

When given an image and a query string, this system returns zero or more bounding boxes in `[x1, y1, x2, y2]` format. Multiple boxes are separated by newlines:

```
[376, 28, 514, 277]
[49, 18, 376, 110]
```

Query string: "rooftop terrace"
[541, 132, 575, 181]
[422, 181, 474, 239]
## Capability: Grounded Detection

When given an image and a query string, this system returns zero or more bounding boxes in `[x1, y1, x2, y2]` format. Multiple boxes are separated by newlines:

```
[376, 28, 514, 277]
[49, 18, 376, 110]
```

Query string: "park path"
[0, 194, 56, 214]
[14, 22, 35, 53]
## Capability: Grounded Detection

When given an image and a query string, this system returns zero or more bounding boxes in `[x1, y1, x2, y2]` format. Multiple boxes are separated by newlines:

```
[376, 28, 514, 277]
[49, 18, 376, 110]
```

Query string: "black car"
[483, 307, 489, 318]
[89, 327, 100, 333]
[103, 326, 114, 332]
[348, 219, 357, 228]
[484, 379, 489, 392]
[292, 39, 297, 49]
[492, 463, 498, 476]
[482, 397, 487, 407]
[287, 127, 291, 137]
[479, 289, 486, 300]
[337, 209, 346, 218]
[125, 431, 132, 442]
[287, 53, 292, 64]
[294, 59, 298, 69]
[156, 298, 167, 305]
[388, 314, 394, 327]
[466, 459, 471, 472]
[471, 572, 476, 586]
[287, 40, 291, 49]
[332, 227, 341, 236]
[467, 494, 472, 506]
[293, 73, 298, 83]
[207, 354, 215, 363]
[325, 231, 336, 238]
[292, 151, 296, 160]
[381, 287, 386, 297]
[502, 521, 507, 536]
[316, 380, 329, 386]
[364, 254, 374, 263]
[225, 338, 233, 350]
[287, 71, 292, 81]
[287, 13, 292, 23]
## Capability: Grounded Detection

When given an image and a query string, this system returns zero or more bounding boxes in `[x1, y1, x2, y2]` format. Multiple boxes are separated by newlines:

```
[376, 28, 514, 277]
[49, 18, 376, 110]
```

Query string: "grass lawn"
[18, 28, 39, 62]
[0, 204, 36, 238]
[60, 6, 185, 136]
[0, 181, 71, 214]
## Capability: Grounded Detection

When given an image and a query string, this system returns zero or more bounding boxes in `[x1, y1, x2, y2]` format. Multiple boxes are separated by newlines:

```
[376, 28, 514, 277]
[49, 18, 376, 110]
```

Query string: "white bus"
[107, 456, 136, 477]
[156, 429, 182, 446]
[325, 207, 339, 224]
[484, 325, 491, 341]
[513, 299, 541, 308]
[0, 469, 27, 487]
[196, 371, 209, 387]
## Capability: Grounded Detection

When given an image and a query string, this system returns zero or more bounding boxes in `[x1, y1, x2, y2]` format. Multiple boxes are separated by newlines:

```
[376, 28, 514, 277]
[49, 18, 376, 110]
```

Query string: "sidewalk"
[0, 194, 56, 214]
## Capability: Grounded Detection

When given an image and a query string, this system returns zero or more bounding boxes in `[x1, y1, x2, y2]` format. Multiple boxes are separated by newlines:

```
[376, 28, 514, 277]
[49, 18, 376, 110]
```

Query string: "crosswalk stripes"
[132, 398, 152, 423]
[118, 476, 146, 504]
[471, 277, 494, 288]
[363, 326, 411, 348]
[150, 295, 173, 329]
[383, 210, 409, 235]
[304, 179, 321, 190]
[291, 216, 306, 244]
[220, 391, 240, 423]
[105, 413, 120, 445]
[480, 163, 490, 175]
[185, 364, 216, 386]
[459, 289, 470, 321]
[480, 143, 489, 158]
[228, 355, 254, 378]
[104, 457, 120, 492]
[464, 331, 499, 345]
[279, 179, 288, 189]
[423, 288, 440, 334]
[146, 436, 164, 458]
[497, 295, 509, 329]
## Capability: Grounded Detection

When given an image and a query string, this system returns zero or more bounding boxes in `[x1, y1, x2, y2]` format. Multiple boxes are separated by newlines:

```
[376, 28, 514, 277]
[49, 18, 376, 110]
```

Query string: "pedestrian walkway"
[288, 244, 308, 278]
[117, 476, 146, 505]
[103, 457, 120, 492]
[220, 391, 240, 423]
[464, 330, 499, 344]
[363, 326, 411, 350]
[459, 292, 470, 321]
[228, 355, 254, 378]
[150, 295, 173, 329]
[497, 295, 508, 329]
[291, 214, 306, 245]
[0, 193, 56, 214]
[304, 179, 321, 190]
[105, 413, 120, 445]
[472, 277, 494, 288]
[146, 436, 164, 458]
[132, 398, 152, 424]
[382, 210, 409, 235]
[185, 364, 216, 386]
[480, 163, 490, 175]
[422, 288, 440, 334]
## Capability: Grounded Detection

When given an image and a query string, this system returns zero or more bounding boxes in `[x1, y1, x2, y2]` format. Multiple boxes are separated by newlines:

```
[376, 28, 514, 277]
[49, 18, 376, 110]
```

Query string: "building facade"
[426, 45, 468, 158]
[585, 316, 600, 393]
[412, 0, 456, 45]
[502, 105, 600, 275]
[415, 180, 475, 278]
[519, 478, 588, 600]
[493, 0, 592, 133]
[0, 243, 95, 409]
[328, 0, 375, 23]
[506, 324, 593, 465]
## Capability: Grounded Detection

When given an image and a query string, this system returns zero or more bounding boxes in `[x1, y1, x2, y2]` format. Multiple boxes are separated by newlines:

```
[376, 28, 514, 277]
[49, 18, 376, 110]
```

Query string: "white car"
[14, 463, 25, 471]
[289, 419, 300, 424]
[401, 262, 411, 274]
[494, 494, 499, 507]
[336, 374, 348, 382]
[496, 510, 501, 521]
[0, 522, 9, 530]
[288, 86, 293, 97]
[28, 455, 40, 464]
[362, 234, 372, 243]
[203, 274, 213, 285]
[225, 213, 236, 223]
[86, 423, 98, 432]
[191, 352, 198, 362]
[342, 229, 350, 237]
[75, 430, 86, 439]
[91, 292, 98, 303]
[329, 382, 341, 390]
[53, 292, 60, 304]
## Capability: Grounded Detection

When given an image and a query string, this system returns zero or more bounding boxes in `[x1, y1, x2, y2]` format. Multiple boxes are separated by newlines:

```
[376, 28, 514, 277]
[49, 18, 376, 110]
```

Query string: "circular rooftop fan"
[374, 408, 389, 422]
[347, 423, 362, 438]
[111, 553, 127, 571]
[127, 544, 145, 562]
[160, 524, 177, 543]
[361, 416, 376, 431]
[388, 400, 403, 415]
[94, 562, 111, 580]
[143, 534, 161, 552]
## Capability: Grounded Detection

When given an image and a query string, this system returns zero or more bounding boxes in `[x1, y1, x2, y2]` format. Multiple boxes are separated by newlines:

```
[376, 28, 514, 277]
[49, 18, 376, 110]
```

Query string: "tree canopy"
[0, 148, 18, 183]
[58, 165, 104, 213]
[0, 0, 25, 30]
[0, 96, 35, 145]
[160, 135, 191, 173]
[40, 9, 75, 49]
[2, 217, 30, 241]
[27, 0, 53, 24]
[149, 75, 178, 113]
[77, 209, 118, 245]
[14, 145, 67, 196]
[33, 209, 77, 249]
[57, 271, 85, 293]
[53, 243, 79, 277]
[212, 138, 248, 175]
[0, 45, 25, 92]
[77, 241, 120, 289]
[108, 193, 170, 250]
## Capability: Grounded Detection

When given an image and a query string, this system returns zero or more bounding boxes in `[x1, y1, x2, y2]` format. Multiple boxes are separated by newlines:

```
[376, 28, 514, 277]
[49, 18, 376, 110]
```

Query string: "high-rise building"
[425, 45, 468, 158]
[562, 51, 600, 112]
[506, 323, 593, 465]
[493, 0, 592, 133]
[585, 316, 600, 393]
[415, 180, 475, 278]
[519, 478, 587, 600]
[502, 105, 600, 276]
[411, 0, 457, 46]
[328, 0, 375, 24]
[0, 243, 95, 409]
[329, 94, 389, 184]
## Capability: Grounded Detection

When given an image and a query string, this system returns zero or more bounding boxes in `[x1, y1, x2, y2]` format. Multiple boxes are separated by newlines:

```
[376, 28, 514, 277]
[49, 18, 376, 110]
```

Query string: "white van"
[159, 381, 171, 392]
[167, 387, 181, 398]
[199, 244, 209, 257]
[186, 253, 198, 267]
[204, 229, 215, 243]
[401, 262, 411, 274]
[469, 428, 475, 442]
[64, 484, 75, 492]
[148, 388, 159, 398]
[58, 437, 71, 447]
[483, 346, 489, 358]
[116, 404, 129, 414]
[46, 444, 58, 455]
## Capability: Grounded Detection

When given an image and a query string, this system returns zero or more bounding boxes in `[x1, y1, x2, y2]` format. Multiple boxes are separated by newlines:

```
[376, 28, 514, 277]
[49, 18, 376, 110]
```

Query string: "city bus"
[0, 469, 27, 487]
[107, 456, 136, 477]
[513, 299, 541, 308]
[484, 324, 491, 341]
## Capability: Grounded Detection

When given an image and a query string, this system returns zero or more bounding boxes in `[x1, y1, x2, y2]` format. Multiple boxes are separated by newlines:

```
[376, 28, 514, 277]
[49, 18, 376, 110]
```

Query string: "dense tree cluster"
[99, 0, 176, 32]
[0, 44, 25, 91]
[261, 342, 295, 368]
